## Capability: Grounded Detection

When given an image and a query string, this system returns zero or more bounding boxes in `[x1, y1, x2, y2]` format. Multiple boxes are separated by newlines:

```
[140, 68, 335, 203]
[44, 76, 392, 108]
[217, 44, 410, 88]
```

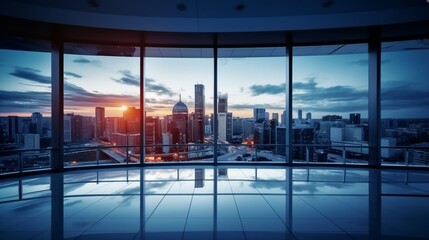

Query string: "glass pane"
[381, 40, 429, 166]
[144, 47, 214, 163]
[217, 47, 286, 163]
[0, 44, 52, 174]
[63, 43, 140, 167]
[293, 44, 369, 164]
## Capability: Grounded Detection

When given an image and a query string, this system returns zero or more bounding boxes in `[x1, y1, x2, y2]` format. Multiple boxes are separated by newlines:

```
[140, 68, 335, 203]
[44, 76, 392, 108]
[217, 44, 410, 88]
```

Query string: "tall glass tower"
[194, 84, 205, 143]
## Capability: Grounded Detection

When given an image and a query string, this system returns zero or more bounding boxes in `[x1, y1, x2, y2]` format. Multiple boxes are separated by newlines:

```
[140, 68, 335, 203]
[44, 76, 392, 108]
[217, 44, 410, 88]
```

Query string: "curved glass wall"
[63, 43, 140, 167]
[381, 40, 429, 166]
[0, 43, 52, 173]
[1, 35, 429, 175]
[293, 44, 369, 165]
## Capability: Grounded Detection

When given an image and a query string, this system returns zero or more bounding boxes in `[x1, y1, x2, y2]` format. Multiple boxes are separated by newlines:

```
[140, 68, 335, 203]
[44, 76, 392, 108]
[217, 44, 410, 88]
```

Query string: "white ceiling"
[1, 0, 429, 32]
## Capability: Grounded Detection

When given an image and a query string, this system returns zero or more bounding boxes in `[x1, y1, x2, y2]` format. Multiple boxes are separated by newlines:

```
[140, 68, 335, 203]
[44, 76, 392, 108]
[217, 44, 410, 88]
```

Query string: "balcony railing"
[1, 143, 428, 175]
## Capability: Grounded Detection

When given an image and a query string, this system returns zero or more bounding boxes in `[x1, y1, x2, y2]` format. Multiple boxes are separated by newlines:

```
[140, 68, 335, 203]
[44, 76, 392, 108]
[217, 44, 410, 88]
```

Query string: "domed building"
[171, 96, 189, 147]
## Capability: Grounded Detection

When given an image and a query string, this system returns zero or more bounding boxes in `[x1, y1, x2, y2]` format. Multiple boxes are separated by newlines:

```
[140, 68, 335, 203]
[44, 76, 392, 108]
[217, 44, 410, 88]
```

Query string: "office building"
[218, 93, 228, 113]
[253, 108, 266, 122]
[172, 98, 189, 146]
[218, 112, 233, 142]
[194, 84, 205, 143]
[95, 107, 105, 139]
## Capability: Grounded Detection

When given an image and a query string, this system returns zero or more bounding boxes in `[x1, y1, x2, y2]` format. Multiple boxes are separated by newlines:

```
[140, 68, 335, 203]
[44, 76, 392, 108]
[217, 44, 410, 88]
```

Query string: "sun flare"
[120, 105, 127, 111]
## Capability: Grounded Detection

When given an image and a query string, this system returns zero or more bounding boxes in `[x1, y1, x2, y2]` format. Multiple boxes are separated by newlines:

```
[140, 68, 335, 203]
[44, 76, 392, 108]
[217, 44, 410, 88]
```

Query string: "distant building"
[281, 110, 287, 126]
[64, 114, 72, 143]
[350, 113, 361, 124]
[272, 113, 279, 125]
[194, 84, 205, 143]
[146, 116, 161, 154]
[95, 107, 105, 139]
[31, 112, 43, 135]
[162, 133, 172, 153]
[322, 115, 342, 122]
[172, 97, 189, 147]
[298, 109, 303, 120]
[242, 119, 254, 140]
[253, 108, 266, 122]
[123, 107, 140, 134]
[218, 93, 228, 113]
[218, 112, 233, 142]
[306, 112, 312, 120]
[276, 126, 286, 156]
[292, 127, 315, 161]
[7, 116, 20, 143]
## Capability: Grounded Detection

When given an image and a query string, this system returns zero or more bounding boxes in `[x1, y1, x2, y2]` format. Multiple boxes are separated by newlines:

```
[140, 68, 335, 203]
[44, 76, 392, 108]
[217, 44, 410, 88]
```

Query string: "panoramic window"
[293, 44, 369, 164]
[217, 47, 287, 163]
[381, 40, 429, 166]
[144, 47, 214, 163]
[63, 43, 140, 167]
[0, 44, 51, 173]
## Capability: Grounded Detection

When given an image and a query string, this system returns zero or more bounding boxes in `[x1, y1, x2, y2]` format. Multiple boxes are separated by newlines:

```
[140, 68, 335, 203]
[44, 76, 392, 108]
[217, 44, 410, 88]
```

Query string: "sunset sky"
[1, 44, 428, 119]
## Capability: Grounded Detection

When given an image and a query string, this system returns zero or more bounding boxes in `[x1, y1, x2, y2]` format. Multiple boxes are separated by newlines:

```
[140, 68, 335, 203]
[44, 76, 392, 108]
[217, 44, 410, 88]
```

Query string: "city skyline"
[1, 45, 429, 119]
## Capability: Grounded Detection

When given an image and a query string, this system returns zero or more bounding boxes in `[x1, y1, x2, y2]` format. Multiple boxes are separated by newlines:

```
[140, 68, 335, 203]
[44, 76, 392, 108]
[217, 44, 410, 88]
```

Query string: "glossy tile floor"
[1, 166, 429, 240]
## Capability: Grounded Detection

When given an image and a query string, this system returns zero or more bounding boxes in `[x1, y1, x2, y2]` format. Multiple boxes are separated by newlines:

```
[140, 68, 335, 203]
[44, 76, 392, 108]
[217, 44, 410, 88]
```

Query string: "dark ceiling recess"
[87, 0, 99, 8]
[235, 4, 245, 11]
[177, 3, 187, 12]
[322, 0, 335, 8]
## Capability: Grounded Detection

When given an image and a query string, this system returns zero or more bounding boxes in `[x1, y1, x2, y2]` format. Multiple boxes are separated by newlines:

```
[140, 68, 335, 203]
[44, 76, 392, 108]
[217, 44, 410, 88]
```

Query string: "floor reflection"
[1, 167, 429, 239]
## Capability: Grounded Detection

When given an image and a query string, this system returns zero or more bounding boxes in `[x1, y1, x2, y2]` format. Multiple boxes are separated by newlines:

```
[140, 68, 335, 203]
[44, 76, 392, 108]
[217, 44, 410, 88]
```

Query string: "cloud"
[72, 57, 101, 66]
[112, 70, 139, 86]
[63, 81, 139, 107]
[293, 78, 318, 90]
[72, 57, 90, 63]
[145, 78, 175, 97]
[381, 84, 429, 110]
[0, 90, 51, 114]
[64, 72, 82, 78]
[10, 67, 50, 84]
[229, 103, 284, 110]
[249, 84, 286, 96]
[293, 77, 367, 102]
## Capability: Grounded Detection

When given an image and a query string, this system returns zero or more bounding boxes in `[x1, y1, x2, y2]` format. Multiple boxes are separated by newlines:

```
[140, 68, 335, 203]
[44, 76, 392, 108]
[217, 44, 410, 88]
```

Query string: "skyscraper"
[350, 113, 361, 124]
[218, 93, 228, 113]
[95, 107, 105, 140]
[7, 116, 20, 143]
[31, 112, 43, 135]
[298, 109, 303, 120]
[172, 97, 189, 146]
[218, 112, 233, 142]
[194, 84, 205, 143]
[253, 108, 266, 122]
[272, 113, 279, 125]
